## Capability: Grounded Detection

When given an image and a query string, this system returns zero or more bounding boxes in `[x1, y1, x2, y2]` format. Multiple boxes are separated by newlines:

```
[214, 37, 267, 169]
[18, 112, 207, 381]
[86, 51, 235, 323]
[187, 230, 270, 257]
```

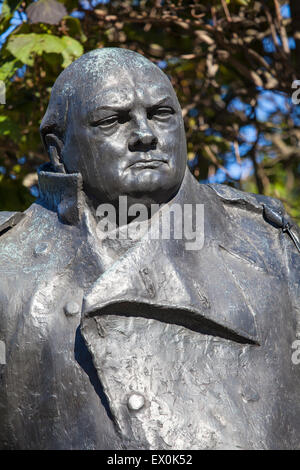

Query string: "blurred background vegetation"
[0, 0, 300, 224]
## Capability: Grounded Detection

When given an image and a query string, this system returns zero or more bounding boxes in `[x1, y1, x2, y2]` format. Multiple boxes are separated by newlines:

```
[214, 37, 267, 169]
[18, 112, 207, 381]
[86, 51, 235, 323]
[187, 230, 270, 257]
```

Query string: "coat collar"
[81, 169, 261, 345]
[38, 163, 85, 225]
[37, 164, 268, 344]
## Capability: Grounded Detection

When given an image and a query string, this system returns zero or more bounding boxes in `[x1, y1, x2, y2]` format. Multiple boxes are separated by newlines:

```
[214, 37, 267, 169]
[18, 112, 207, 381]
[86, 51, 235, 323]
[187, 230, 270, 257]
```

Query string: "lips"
[128, 157, 168, 169]
[130, 160, 165, 169]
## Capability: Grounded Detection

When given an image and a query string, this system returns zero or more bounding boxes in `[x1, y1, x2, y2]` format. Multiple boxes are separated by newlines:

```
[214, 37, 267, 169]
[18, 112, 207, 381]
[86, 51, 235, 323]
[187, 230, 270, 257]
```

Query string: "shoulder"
[0, 203, 53, 261]
[188, 176, 295, 234]
[0, 211, 25, 236]
[206, 183, 300, 254]
[0, 202, 58, 240]
[206, 183, 300, 229]
[206, 183, 285, 215]
[0, 202, 79, 290]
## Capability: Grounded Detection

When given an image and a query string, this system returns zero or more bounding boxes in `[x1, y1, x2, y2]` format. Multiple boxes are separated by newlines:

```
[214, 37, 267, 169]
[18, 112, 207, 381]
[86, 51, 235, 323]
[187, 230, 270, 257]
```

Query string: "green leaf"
[7, 33, 58, 66]
[7, 33, 83, 67]
[0, 59, 20, 81]
[60, 36, 84, 67]
[1, 0, 21, 18]
[0, 0, 21, 35]
[1, 1, 11, 18]
[12, 164, 21, 173]
[234, 0, 250, 5]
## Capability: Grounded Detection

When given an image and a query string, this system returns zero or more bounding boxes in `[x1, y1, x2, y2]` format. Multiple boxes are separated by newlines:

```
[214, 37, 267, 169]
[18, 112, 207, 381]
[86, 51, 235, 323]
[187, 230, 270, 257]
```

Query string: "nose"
[128, 118, 158, 152]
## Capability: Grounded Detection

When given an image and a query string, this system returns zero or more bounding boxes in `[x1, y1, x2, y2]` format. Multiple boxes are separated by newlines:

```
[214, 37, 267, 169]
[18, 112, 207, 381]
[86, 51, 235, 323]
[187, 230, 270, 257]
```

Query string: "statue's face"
[61, 64, 187, 207]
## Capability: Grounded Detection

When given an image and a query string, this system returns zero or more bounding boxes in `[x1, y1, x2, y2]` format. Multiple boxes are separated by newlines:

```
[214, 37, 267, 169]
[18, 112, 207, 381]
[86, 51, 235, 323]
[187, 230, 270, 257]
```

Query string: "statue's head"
[40, 48, 187, 208]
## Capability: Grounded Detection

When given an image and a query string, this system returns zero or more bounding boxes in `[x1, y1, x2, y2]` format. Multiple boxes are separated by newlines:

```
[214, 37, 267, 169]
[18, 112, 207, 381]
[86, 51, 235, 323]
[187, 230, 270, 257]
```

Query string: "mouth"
[128, 159, 168, 170]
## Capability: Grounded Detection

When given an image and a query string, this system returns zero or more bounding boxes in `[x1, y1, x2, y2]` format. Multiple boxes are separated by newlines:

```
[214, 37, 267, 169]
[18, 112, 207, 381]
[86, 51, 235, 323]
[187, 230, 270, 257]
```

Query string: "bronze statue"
[0, 48, 299, 450]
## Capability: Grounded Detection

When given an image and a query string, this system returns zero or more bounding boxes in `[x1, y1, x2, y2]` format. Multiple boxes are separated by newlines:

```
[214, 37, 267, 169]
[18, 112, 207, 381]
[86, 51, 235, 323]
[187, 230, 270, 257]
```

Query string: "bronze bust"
[0, 48, 299, 450]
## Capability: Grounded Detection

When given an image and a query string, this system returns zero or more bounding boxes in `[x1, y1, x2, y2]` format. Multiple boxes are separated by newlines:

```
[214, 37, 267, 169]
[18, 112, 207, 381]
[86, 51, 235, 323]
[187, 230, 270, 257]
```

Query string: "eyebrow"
[89, 104, 131, 114]
[88, 95, 174, 117]
[147, 96, 174, 110]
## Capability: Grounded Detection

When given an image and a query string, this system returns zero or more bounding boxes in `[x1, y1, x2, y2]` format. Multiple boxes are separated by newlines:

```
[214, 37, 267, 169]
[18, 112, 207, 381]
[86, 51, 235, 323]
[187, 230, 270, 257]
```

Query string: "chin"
[126, 183, 180, 209]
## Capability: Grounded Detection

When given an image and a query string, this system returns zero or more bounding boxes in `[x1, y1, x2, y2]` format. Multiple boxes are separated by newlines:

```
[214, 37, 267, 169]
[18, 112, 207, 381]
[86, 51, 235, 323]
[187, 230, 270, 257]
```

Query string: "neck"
[38, 162, 192, 227]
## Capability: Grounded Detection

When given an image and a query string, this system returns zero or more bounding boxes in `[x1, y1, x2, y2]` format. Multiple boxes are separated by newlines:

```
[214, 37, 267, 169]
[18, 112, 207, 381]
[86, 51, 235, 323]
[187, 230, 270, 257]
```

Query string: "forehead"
[80, 67, 177, 111]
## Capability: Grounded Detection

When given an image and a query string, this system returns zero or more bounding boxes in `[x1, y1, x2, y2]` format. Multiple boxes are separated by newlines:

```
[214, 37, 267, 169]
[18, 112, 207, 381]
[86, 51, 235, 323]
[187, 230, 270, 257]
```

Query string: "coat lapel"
[82, 171, 263, 345]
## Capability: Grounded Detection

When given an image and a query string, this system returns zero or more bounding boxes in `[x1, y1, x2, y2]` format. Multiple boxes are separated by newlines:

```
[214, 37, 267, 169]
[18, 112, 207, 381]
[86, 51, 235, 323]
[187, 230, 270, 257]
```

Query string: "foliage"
[0, 0, 299, 225]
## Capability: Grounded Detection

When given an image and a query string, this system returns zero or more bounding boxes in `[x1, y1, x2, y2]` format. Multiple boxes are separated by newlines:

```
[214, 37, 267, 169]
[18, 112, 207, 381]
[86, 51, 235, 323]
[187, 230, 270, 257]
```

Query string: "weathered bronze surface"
[0, 48, 299, 450]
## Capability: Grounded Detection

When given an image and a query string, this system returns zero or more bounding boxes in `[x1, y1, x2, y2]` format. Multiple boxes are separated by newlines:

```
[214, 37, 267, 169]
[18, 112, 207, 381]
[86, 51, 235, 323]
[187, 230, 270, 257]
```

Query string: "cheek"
[87, 127, 128, 157]
[157, 119, 185, 153]
[84, 129, 130, 189]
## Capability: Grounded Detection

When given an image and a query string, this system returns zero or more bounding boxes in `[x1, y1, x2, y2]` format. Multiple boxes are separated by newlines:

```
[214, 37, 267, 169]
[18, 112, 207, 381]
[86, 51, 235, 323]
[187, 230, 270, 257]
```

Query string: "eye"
[91, 116, 119, 128]
[148, 107, 174, 120]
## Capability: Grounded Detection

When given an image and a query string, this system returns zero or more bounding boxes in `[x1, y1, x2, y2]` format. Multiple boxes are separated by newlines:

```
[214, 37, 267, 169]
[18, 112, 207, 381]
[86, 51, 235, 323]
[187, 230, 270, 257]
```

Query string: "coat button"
[127, 393, 145, 411]
[34, 242, 49, 255]
[64, 301, 80, 317]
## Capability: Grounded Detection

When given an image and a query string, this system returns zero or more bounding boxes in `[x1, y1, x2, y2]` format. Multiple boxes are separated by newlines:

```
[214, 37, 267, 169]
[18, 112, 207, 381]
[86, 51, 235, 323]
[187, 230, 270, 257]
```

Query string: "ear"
[44, 134, 66, 174]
